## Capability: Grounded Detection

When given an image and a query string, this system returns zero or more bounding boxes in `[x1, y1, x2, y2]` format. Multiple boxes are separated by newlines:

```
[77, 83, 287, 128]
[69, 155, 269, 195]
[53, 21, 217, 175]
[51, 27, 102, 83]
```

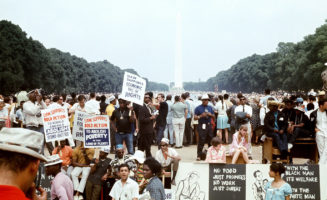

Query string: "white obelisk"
[174, 11, 183, 89]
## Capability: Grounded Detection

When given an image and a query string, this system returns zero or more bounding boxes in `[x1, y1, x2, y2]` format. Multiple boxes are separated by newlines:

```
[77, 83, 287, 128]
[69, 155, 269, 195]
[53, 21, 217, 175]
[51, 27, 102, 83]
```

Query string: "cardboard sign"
[41, 108, 71, 142]
[72, 111, 90, 141]
[83, 115, 110, 148]
[121, 72, 146, 105]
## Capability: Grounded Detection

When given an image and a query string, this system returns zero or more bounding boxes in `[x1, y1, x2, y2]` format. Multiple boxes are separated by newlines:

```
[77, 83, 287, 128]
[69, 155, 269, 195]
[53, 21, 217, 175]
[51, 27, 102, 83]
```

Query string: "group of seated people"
[51, 137, 181, 200]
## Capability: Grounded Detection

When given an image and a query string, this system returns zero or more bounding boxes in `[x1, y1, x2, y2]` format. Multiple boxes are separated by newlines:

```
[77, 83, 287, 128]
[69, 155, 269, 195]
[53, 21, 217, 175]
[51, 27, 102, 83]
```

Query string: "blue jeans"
[115, 132, 134, 154]
[156, 125, 166, 145]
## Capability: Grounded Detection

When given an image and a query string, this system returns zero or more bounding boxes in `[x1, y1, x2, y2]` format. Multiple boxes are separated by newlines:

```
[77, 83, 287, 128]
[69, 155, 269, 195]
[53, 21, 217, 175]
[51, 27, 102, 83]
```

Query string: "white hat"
[100, 147, 110, 153]
[318, 91, 326, 96]
[201, 94, 210, 100]
[160, 138, 169, 144]
[44, 154, 62, 167]
[0, 128, 48, 161]
[108, 95, 115, 102]
[130, 150, 145, 164]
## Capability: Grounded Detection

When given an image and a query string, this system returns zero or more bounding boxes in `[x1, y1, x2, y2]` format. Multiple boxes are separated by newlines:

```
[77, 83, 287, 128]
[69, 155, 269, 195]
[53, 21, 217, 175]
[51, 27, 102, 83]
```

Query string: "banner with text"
[83, 115, 110, 148]
[72, 111, 90, 141]
[173, 162, 327, 200]
[121, 71, 146, 105]
[41, 108, 71, 142]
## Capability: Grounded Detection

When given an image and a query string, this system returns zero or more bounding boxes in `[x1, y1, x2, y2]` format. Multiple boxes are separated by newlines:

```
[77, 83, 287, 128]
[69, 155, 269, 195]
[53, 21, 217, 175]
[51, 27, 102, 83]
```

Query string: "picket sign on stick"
[83, 115, 110, 148]
[41, 107, 71, 142]
[120, 71, 146, 105]
[72, 110, 90, 141]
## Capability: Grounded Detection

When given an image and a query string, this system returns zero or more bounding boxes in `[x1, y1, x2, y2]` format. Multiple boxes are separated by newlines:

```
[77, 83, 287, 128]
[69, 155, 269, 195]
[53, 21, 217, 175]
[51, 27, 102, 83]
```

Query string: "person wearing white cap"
[194, 94, 216, 161]
[0, 128, 47, 200]
[45, 154, 74, 200]
[85, 147, 111, 200]
[155, 138, 181, 185]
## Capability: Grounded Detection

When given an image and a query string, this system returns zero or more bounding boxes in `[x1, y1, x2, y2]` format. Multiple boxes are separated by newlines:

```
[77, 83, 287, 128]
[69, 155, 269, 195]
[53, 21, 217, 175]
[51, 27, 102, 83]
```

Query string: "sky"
[1, 0, 327, 85]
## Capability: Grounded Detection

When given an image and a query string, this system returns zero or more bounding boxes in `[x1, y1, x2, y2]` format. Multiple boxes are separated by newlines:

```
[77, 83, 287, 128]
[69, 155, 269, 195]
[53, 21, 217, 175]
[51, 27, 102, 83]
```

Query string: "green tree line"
[185, 20, 327, 93]
[0, 20, 168, 95]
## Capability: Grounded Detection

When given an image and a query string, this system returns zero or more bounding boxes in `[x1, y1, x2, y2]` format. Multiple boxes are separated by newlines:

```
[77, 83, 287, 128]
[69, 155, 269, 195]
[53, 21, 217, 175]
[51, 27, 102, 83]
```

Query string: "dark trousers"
[184, 118, 192, 145]
[85, 181, 102, 200]
[288, 127, 312, 144]
[266, 131, 288, 159]
[156, 125, 166, 145]
[197, 123, 213, 158]
[138, 133, 152, 157]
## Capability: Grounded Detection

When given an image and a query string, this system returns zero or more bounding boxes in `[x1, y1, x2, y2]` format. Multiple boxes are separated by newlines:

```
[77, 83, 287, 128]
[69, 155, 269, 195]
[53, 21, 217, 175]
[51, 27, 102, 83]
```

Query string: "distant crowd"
[0, 88, 326, 200]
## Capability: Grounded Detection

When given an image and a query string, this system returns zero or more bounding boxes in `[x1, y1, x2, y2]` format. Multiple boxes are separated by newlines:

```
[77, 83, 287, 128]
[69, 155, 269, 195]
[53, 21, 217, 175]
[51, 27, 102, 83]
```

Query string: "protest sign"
[83, 115, 110, 148]
[121, 71, 146, 105]
[41, 108, 71, 142]
[38, 163, 54, 200]
[72, 111, 89, 141]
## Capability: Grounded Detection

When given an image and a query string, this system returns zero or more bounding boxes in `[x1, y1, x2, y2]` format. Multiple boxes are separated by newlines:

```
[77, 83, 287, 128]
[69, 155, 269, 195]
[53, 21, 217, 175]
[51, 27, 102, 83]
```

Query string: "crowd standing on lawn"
[0, 88, 326, 200]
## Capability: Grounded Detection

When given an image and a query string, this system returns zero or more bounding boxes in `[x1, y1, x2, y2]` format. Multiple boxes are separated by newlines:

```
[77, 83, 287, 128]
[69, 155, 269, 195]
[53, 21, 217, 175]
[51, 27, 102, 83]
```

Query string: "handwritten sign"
[38, 163, 54, 200]
[83, 115, 110, 148]
[121, 72, 146, 105]
[284, 165, 320, 200]
[41, 108, 71, 142]
[209, 164, 246, 199]
[72, 111, 89, 141]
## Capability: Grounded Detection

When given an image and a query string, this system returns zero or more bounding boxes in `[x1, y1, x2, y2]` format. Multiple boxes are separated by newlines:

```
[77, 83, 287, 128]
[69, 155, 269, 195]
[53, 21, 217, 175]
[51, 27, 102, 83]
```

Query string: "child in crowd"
[230, 124, 257, 164]
[265, 163, 292, 200]
[205, 137, 226, 163]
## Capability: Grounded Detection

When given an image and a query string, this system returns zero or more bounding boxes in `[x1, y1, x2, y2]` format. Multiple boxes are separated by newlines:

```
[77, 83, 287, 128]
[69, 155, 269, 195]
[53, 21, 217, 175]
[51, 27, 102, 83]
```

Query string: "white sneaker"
[288, 143, 293, 150]
[74, 196, 79, 200]
[78, 195, 84, 200]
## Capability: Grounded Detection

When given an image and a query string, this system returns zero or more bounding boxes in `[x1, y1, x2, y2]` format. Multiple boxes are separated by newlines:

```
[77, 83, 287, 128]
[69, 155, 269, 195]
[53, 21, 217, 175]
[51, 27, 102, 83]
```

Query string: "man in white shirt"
[85, 93, 100, 115]
[109, 163, 139, 200]
[310, 98, 327, 164]
[155, 138, 181, 185]
[234, 96, 253, 156]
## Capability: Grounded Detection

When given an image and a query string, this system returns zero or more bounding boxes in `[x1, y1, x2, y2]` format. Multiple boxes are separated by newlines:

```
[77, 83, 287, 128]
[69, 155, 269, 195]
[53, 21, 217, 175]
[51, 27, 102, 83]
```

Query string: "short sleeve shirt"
[155, 148, 179, 167]
[194, 104, 215, 124]
[171, 102, 187, 118]
[52, 146, 73, 166]
[264, 181, 292, 200]
[111, 108, 132, 133]
[109, 178, 139, 200]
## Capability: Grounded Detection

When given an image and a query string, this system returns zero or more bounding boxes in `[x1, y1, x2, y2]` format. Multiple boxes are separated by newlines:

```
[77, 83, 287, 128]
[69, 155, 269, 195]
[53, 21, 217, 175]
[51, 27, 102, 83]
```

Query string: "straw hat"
[0, 128, 48, 161]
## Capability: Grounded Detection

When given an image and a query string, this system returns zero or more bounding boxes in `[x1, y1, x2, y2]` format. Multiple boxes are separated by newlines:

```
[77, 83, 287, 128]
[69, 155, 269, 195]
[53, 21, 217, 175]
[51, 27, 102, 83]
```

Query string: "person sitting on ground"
[230, 125, 257, 164]
[264, 163, 292, 200]
[110, 144, 137, 179]
[45, 154, 74, 200]
[52, 139, 74, 177]
[155, 138, 181, 185]
[141, 157, 165, 200]
[205, 136, 226, 163]
[85, 147, 112, 200]
[109, 163, 139, 200]
[0, 128, 47, 200]
[263, 101, 289, 160]
[71, 142, 95, 200]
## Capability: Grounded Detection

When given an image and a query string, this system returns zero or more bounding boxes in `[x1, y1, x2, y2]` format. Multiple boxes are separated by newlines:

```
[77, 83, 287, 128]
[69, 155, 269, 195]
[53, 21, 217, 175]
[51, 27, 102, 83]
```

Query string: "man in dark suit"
[138, 92, 156, 157]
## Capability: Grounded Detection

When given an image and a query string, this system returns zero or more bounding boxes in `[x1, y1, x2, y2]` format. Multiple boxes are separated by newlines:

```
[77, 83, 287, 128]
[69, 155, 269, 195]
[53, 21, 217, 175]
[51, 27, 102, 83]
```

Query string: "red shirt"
[0, 185, 29, 200]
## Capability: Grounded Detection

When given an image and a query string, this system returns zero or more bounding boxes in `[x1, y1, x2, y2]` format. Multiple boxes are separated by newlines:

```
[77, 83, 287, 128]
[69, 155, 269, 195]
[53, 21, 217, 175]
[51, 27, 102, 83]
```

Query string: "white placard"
[72, 110, 90, 141]
[41, 107, 71, 142]
[121, 72, 146, 105]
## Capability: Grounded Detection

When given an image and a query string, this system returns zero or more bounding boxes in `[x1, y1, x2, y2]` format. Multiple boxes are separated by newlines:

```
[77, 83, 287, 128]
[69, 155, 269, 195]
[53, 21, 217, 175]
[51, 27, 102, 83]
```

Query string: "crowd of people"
[0, 88, 326, 200]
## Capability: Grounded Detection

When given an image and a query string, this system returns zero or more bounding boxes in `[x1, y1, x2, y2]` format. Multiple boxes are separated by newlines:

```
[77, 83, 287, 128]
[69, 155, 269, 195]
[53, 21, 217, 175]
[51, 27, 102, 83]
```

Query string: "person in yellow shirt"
[106, 95, 117, 153]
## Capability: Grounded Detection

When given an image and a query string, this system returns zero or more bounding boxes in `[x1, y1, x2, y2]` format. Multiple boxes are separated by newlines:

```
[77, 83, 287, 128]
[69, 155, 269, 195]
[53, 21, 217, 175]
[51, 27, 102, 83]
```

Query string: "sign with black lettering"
[121, 72, 146, 105]
[284, 165, 320, 200]
[72, 111, 89, 141]
[38, 163, 54, 200]
[209, 164, 246, 200]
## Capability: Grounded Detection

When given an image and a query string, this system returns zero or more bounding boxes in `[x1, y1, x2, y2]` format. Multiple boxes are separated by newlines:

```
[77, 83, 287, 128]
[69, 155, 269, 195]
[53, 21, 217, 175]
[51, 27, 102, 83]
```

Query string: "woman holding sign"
[264, 163, 292, 200]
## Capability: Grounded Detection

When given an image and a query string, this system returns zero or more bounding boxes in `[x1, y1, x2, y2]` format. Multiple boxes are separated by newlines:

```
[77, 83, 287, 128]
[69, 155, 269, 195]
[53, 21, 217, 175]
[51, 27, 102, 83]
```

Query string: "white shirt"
[69, 103, 86, 113]
[234, 104, 253, 119]
[109, 178, 139, 200]
[23, 101, 41, 127]
[155, 148, 178, 167]
[259, 106, 269, 125]
[85, 99, 100, 115]
[317, 110, 327, 134]
[215, 101, 228, 116]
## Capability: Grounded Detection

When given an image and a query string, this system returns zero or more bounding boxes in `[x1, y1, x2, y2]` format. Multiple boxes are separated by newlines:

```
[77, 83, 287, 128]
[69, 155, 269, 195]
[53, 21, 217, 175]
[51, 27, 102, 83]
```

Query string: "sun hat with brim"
[108, 95, 115, 102]
[161, 138, 169, 144]
[201, 94, 210, 100]
[0, 128, 48, 162]
[44, 154, 62, 167]
[129, 150, 145, 164]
